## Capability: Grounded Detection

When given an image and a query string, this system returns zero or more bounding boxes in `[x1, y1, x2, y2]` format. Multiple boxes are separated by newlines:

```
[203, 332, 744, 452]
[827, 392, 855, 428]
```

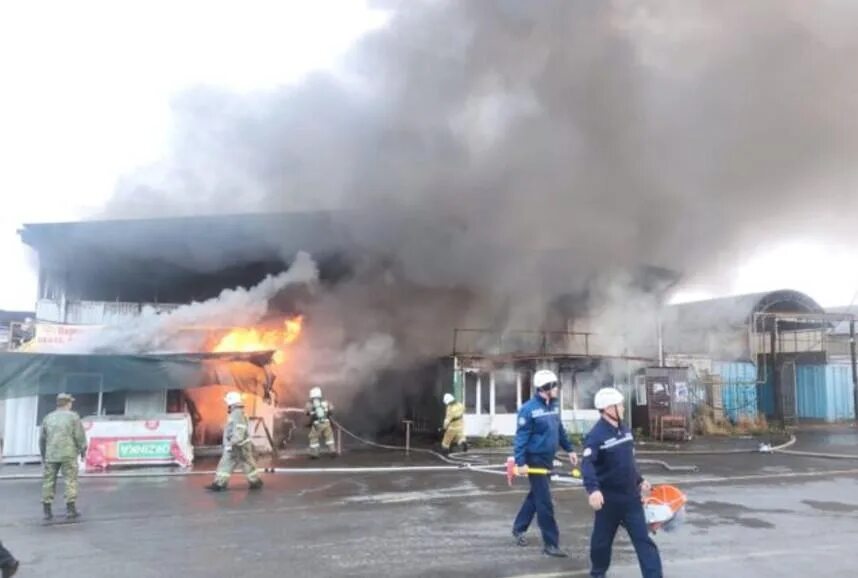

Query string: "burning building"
[2, 211, 684, 457]
[0, 214, 334, 463]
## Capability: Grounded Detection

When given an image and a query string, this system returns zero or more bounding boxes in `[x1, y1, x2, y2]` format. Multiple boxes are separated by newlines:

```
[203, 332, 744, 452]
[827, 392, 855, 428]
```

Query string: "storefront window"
[561, 371, 575, 410]
[494, 370, 518, 414]
[479, 373, 491, 415]
[575, 372, 600, 410]
[37, 393, 99, 424]
[101, 391, 127, 415]
[464, 372, 478, 413]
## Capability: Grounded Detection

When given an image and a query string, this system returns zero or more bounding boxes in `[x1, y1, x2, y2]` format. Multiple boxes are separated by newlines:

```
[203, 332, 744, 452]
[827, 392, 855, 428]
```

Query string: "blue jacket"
[513, 396, 574, 468]
[581, 418, 643, 498]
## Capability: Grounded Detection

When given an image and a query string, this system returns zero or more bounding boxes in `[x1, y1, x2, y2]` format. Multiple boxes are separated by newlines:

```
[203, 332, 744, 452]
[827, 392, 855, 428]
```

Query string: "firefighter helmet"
[533, 369, 559, 391]
[594, 387, 624, 410]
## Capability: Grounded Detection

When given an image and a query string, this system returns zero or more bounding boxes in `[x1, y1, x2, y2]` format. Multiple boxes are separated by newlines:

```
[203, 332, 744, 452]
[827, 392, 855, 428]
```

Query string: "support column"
[850, 320, 857, 422]
[771, 320, 783, 428]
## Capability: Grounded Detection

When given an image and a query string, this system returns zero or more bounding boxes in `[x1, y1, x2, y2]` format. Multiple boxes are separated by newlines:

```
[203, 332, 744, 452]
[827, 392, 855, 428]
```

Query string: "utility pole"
[850, 319, 857, 423]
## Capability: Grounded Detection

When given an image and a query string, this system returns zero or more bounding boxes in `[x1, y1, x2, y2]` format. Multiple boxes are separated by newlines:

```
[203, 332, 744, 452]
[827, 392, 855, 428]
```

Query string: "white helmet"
[594, 387, 624, 410]
[443, 393, 455, 405]
[533, 369, 559, 391]
[224, 391, 243, 406]
[309, 387, 322, 399]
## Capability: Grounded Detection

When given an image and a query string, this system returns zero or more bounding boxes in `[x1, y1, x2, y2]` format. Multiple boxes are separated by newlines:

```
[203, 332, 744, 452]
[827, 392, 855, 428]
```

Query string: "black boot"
[66, 502, 80, 520]
[461, 441, 469, 453]
[248, 479, 263, 491]
[1, 559, 19, 578]
[43, 502, 53, 521]
[205, 482, 227, 492]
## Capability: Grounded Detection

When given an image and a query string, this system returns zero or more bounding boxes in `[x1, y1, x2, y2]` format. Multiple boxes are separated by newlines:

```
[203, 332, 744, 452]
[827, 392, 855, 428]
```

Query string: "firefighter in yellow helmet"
[306, 387, 336, 458]
[206, 392, 263, 491]
[441, 393, 467, 454]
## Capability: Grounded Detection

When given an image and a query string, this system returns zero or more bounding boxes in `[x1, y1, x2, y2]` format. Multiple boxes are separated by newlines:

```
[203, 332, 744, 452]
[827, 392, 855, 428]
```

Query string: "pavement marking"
[507, 541, 854, 577]
[344, 466, 858, 505]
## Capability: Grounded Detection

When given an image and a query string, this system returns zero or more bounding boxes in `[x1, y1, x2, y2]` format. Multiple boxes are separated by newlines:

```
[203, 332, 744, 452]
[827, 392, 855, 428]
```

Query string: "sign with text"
[83, 415, 194, 471]
[32, 322, 100, 349]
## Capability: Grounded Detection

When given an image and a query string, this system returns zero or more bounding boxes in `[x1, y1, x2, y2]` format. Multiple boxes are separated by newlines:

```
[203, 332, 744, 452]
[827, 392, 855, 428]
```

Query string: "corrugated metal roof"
[0, 310, 33, 325]
[665, 290, 825, 330]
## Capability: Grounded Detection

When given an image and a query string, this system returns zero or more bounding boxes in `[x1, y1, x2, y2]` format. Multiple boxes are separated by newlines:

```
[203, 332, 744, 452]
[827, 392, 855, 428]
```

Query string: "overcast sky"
[0, 0, 385, 310]
[1, 1, 856, 312]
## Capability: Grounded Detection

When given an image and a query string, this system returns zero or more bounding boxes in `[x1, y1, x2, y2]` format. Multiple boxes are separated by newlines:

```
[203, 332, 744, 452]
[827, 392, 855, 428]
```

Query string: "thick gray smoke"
[97, 1, 858, 396]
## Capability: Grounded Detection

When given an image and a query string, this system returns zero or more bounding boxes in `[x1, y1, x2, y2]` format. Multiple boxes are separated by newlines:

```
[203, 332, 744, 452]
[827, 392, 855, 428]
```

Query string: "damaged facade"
[446, 329, 653, 437]
[2, 214, 337, 463]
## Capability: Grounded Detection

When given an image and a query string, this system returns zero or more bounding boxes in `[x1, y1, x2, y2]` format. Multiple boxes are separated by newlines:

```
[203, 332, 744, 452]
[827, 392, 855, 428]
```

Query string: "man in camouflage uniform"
[206, 391, 263, 491]
[305, 387, 336, 458]
[441, 393, 467, 454]
[40, 392, 87, 521]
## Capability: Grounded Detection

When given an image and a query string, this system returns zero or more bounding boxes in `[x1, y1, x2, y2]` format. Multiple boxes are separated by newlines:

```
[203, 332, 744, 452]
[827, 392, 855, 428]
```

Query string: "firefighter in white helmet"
[581, 387, 662, 577]
[440, 393, 467, 454]
[305, 387, 336, 458]
[511, 369, 579, 558]
[206, 391, 263, 491]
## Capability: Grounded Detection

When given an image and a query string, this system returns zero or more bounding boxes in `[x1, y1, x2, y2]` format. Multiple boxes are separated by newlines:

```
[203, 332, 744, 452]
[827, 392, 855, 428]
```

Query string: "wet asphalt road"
[3, 439, 858, 577]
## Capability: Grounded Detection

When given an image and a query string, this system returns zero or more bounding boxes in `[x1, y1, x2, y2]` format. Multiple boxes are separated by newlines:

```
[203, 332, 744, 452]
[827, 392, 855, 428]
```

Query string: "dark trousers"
[590, 495, 662, 577]
[512, 474, 559, 549]
[0, 541, 14, 566]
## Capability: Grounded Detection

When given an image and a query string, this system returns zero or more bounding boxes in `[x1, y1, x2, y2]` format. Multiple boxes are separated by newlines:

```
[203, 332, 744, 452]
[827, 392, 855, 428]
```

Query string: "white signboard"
[82, 414, 194, 471]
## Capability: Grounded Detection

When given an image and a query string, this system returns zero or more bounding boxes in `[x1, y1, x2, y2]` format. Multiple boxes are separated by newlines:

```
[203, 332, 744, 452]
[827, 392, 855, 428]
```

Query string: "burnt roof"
[19, 212, 348, 272]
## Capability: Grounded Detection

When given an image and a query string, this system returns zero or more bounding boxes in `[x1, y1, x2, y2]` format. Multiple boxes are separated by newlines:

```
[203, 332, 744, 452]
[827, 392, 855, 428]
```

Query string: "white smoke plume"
[51, 252, 318, 354]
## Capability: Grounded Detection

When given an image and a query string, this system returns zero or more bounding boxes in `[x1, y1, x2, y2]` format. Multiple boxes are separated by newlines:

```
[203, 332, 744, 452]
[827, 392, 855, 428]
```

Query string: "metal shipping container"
[712, 361, 759, 423]
[758, 373, 775, 417]
[796, 364, 855, 422]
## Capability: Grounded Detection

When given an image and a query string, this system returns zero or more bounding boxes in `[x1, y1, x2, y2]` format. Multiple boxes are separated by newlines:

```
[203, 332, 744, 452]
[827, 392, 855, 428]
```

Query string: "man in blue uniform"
[581, 387, 662, 577]
[512, 369, 578, 558]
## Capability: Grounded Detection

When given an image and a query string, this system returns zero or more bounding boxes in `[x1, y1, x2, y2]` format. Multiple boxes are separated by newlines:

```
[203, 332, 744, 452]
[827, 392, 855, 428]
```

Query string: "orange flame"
[213, 316, 303, 365]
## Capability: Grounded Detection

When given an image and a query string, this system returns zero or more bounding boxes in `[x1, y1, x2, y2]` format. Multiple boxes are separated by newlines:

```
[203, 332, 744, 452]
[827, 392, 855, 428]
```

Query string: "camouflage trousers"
[309, 421, 335, 455]
[214, 443, 261, 486]
[42, 460, 79, 504]
[441, 424, 465, 450]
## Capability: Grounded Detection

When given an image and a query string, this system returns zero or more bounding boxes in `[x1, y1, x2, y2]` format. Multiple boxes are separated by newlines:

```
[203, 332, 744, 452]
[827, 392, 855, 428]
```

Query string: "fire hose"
[10, 425, 858, 485]
[0, 420, 700, 481]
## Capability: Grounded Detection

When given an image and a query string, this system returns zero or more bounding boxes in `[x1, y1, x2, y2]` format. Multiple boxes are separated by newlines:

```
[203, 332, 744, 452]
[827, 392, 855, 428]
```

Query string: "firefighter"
[511, 370, 578, 558]
[582, 387, 663, 578]
[306, 387, 336, 458]
[440, 393, 467, 454]
[206, 392, 263, 491]
[40, 393, 87, 521]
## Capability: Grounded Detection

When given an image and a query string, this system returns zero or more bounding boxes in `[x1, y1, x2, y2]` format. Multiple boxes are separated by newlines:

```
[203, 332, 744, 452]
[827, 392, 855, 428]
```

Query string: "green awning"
[0, 351, 275, 400]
